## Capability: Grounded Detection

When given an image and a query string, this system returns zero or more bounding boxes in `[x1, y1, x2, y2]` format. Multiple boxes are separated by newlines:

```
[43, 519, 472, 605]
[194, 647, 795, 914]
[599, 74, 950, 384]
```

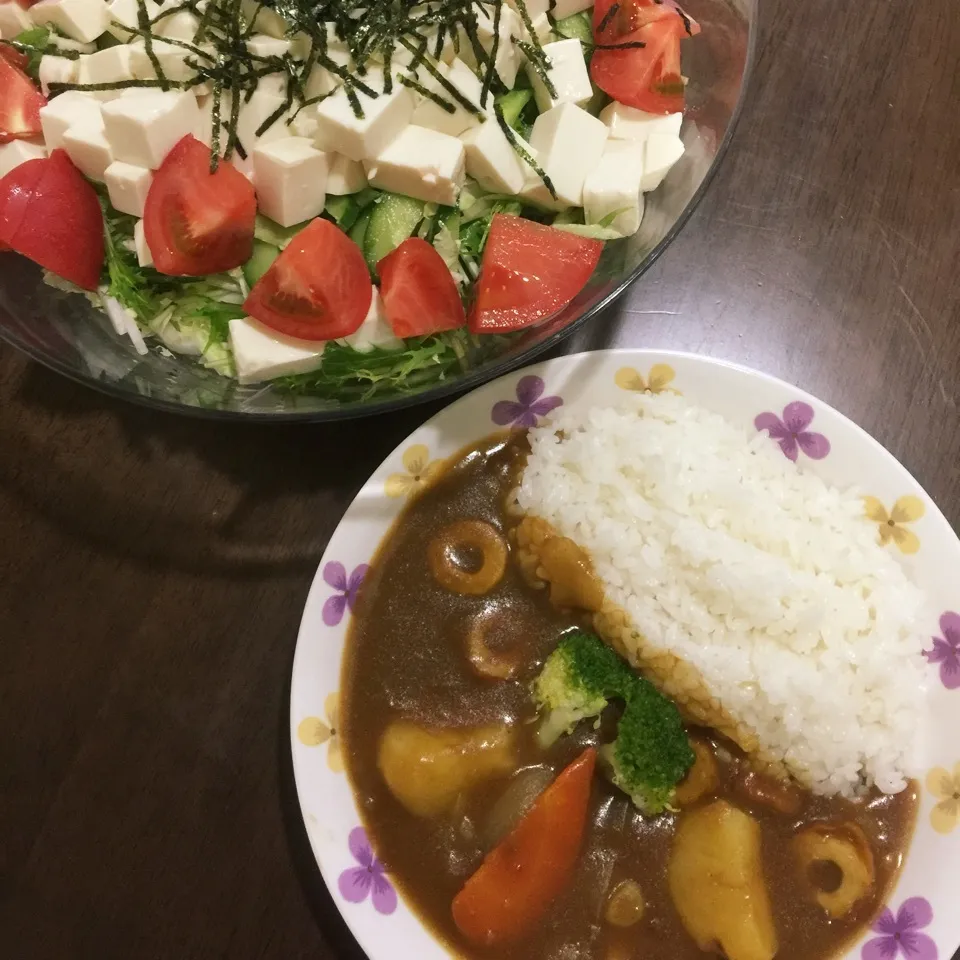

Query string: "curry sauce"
[341, 435, 918, 960]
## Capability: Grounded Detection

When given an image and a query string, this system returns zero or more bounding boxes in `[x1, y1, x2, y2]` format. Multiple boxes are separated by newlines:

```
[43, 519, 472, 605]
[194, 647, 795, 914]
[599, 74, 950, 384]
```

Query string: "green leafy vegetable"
[554, 12, 593, 46]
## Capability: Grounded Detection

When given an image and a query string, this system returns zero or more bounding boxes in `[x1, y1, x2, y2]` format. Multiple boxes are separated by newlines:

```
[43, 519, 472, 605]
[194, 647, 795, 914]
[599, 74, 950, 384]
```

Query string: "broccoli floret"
[532, 631, 634, 746]
[601, 678, 695, 815]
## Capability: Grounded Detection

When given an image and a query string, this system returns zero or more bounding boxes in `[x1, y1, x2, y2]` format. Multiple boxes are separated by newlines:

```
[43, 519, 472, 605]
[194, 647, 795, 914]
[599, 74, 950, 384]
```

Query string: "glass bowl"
[0, 0, 756, 421]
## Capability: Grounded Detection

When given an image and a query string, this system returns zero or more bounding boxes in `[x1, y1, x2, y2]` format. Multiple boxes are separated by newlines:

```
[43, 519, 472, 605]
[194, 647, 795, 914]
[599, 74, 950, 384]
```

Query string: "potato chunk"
[378, 722, 516, 818]
[667, 800, 778, 960]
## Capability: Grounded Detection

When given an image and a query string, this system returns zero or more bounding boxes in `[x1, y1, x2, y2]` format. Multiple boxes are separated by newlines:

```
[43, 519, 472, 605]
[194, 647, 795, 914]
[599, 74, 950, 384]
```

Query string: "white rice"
[514, 392, 926, 797]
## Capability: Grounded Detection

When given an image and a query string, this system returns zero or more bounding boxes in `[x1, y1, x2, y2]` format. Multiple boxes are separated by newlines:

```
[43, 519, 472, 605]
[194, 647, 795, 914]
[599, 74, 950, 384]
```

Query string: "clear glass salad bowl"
[0, 0, 755, 421]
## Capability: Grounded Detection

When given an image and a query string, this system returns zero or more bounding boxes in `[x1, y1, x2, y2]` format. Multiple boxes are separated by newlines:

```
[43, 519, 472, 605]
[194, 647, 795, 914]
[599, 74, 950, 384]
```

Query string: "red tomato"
[0, 57, 45, 144]
[591, 0, 699, 114]
[452, 748, 596, 946]
[0, 149, 104, 289]
[0, 43, 29, 72]
[243, 218, 372, 341]
[377, 237, 465, 338]
[469, 215, 603, 333]
[143, 134, 256, 276]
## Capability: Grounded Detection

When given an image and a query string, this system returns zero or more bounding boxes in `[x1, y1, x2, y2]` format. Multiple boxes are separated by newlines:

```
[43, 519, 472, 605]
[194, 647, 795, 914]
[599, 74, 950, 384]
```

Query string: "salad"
[0, 0, 699, 399]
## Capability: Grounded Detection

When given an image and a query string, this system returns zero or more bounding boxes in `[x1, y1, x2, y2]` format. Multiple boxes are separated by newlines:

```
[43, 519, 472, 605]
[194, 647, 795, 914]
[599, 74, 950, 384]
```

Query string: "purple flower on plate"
[923, 611, 960, 690]
[492, 375, 563, 429]
[338, 827, 397, 915]
[322, 562, 368, 627]
[862, 897, 937, 960]
[755, 401, 831, 462]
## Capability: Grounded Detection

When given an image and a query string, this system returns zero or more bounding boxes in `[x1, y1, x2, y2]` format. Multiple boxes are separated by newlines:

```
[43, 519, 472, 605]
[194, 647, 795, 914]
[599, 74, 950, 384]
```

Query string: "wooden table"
[1, 0, 958, 956]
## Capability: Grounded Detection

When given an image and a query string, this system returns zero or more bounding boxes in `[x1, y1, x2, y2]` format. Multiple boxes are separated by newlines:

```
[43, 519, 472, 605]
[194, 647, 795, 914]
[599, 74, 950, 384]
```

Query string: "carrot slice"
[451, 747, 596, 946]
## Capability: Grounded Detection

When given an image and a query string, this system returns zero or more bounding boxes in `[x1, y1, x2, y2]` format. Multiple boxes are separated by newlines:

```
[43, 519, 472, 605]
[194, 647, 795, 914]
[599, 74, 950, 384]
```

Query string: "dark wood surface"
[2, 0, 959, 957]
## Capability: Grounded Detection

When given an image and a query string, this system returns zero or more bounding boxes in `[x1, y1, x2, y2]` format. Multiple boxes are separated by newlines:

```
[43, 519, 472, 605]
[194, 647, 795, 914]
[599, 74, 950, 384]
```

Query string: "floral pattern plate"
[290, 350, 960, 960]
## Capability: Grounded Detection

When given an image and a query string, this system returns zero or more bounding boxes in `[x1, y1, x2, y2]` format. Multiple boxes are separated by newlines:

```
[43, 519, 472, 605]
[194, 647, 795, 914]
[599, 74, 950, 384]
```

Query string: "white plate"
[290, 349, 960, 960]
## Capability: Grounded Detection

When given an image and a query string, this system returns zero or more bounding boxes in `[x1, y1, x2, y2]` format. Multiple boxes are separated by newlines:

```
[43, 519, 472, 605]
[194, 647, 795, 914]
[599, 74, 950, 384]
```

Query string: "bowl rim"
[0, 0, 759, 422]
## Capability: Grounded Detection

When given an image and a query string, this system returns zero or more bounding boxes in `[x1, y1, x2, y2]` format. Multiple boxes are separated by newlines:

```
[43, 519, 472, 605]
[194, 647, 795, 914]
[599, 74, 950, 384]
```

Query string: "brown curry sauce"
[341, 435, 917, 960]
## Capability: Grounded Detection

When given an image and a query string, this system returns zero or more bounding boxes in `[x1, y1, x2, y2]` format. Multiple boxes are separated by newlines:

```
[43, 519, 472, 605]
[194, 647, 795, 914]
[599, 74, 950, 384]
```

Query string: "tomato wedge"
[143, 134, 256, 276]
[591, 0, 699, 114]
[243, 218, 372, 341]
[469, 215, 603, 333]
[0, 57, 45, 144]
[0, 149, 104, 289]
[0, 43, 30, 72]
[452, 748, 596, 946]
[377, 237, 465, 338]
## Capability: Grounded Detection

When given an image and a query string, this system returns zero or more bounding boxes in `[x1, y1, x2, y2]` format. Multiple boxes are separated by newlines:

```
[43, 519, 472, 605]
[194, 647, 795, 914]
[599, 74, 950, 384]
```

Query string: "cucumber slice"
[242, 240, 279, 287]
[349, 209, 373, 251]
[362, 193, 424, 272]
[496, 89, 533, 131]
[555, 11, 592, 45]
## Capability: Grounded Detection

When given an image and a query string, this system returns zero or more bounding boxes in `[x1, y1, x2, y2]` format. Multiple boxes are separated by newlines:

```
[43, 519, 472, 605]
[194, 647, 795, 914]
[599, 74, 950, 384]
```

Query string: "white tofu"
[458, 6, 522, 88]
[0, 139, 46, 179]
[325, 152, 367, 195]
[105, 0, 159, 41]
[289, 106, 318, 140]
[525, 101, 607, 207]
[246, 34, 290, 58]
[154, 7, 198, 40]
[506, 0, 550, 20]
[129, 37, 209, 82]
[526, 39, 592, 113]
[104, 160, 153, 217]
[363, 124, 465, 206]
[101, 89, 199, 168]
[39, 90, 103, 150]
[229, 316, 327, 384]
[411, 58, 486, 136]
[252, 137, 328, 228]
[38, 55, 77, 96]
[235, 85, 292, 154]
[314, 82, 414, 162]
[551, 0, 592, 19]
[239, 0, 286, 38]
[62, 115, 114, 181]
[641, 131, 684, 192]
[76, 45, 135, 100]
[459, 118, 526, 195]
[193, 93, 255, 177]
[0, 1, 33, 37]
[599, 102, 683, 141]
[134, 218, 152, 267]
[583, 139, 645, 236]
[31, 0, 109, 42]
[339, 290, 403, 352]
[525, 13, 555, 43]
[304, 63, 342, 100]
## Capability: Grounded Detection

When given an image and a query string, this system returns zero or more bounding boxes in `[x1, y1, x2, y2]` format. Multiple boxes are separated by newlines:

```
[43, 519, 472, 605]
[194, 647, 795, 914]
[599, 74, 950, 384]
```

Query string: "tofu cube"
[76, 45, 135, 100]
[246, 34, 290, 58]
[104, 160, 153, 217]
[105, 0, 159, 41]
[582, 139, 645, 235]
[239, 0, 286, 38]
[526, 39, 592, 113]
[229, 316, 327, 384]
[411, 58, 486, 136]
[506, 0, 550, 19]
[340, 290, 403, 352]
[325, 152, 367, 195]
[600, 101, 683, 141]
[154, 6, 198, 40]
[0, 139, 46, 179]
[460, 118, 527, 195]
[363, 124, 465, 206]
[39, 91, 103, 150]
[0, 1, 34, 37]
[30, 0, 109, 42]
[525, 13, 555, 44]
[458, 7, 522, 88]
[526, 101, 607, 207]
[129, 37, 208, 82]
[134, 218, 152, 267]
[289, 106, 319, 140]
[236, 85, 293, 154]
[252, 137, 328, 228]
[641, 131, 684, 192]
[102, 89, 199, 168]
[38, 55, 78, 96]
[551, 0, 592, 19]
[314, 82, 414, 162]
[62, 115, 114, 181]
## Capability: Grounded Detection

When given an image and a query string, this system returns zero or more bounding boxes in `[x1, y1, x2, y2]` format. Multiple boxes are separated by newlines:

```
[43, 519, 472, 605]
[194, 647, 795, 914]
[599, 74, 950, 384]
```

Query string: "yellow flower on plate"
[863, 495, 925, 555]
[614, 364, 677, 394]
[297, 692, 343, 773]
[926, 762, 960, 835]
[385, 444, 445, 499]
